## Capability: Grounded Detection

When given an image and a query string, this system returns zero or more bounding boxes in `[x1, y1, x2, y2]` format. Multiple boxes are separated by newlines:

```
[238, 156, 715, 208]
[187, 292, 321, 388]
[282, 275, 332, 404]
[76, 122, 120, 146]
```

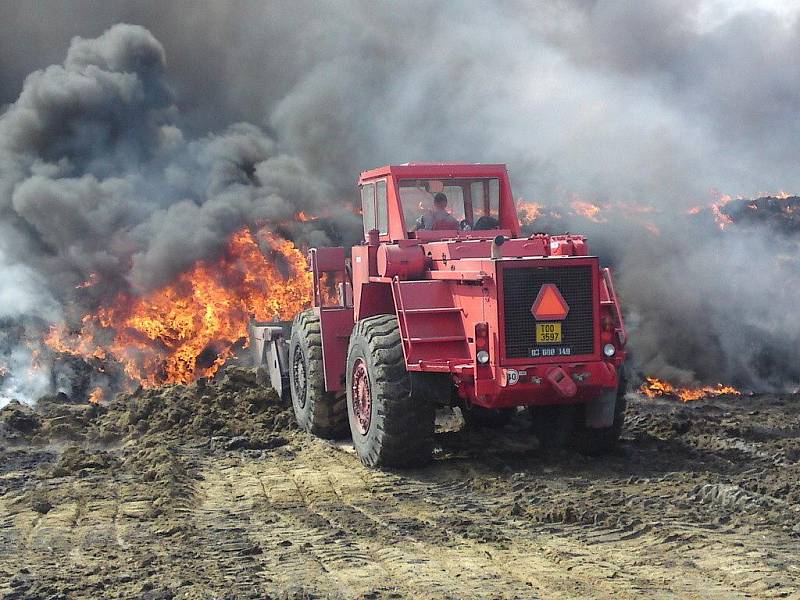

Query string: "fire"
[46, 318, 107, 361]
[570, 200, 606, 223]
[27, 347, 44, 375]
[710, 203, 734, 230]
[639, 377, 741, 402]
[76, 272, 100, 289]
[774, 190, 790, 199]
[707, 190, 735, 230]
[47, 228, 312, 387]
[296, 211, 318, 222]
[517, 200, 542, 222]
[88, 387, 105, 404]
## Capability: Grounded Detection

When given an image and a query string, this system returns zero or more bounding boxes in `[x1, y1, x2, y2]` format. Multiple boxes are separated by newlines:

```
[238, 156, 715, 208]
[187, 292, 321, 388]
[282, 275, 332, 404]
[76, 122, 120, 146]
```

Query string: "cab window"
[360, 183, 375, 236]
[399, 178, 500, 232]
[376, 180, 388, 235]
[488, 179, 500, 219]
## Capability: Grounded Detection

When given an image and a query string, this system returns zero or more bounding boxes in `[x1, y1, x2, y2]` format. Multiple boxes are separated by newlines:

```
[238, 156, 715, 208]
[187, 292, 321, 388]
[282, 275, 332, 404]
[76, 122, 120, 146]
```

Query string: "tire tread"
[290, 309, 348, 438]
[347, 315, 435, 468]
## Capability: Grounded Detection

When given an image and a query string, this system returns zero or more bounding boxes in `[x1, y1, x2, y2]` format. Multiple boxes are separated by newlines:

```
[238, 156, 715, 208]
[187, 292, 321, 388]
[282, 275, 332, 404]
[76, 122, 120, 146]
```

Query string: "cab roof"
[359, 163, 508, 183]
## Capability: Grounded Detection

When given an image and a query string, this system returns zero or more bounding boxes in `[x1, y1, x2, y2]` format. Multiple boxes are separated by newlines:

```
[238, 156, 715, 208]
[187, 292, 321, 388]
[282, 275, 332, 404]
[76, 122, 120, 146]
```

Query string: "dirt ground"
[1, 368, 799, 599]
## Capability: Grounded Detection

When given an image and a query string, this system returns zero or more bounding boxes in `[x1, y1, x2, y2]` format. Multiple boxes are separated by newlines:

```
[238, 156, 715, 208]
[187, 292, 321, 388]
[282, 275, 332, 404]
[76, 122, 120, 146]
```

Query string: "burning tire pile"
[1, 375, 798, 599]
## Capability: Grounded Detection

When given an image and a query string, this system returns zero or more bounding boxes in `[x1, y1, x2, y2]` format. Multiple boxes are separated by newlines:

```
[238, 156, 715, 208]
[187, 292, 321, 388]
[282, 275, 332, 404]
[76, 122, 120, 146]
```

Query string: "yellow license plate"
[536, 322, 562, 344]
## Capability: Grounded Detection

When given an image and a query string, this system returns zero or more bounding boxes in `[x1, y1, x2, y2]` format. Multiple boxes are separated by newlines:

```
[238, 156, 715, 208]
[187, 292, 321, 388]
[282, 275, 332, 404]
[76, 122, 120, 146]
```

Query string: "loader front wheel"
[346, 315, 434, 468]
[289, 309, 348, 439]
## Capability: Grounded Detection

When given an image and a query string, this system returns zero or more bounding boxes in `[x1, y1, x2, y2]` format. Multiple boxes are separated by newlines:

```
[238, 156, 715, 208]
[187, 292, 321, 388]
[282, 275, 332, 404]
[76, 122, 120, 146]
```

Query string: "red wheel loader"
[250, 163, 627, 467]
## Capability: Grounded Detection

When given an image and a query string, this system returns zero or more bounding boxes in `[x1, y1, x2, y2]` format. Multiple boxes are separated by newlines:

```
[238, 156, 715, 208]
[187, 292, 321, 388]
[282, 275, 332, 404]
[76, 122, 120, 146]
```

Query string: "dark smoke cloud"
[0, 21, 355, 404]
[0, 23, 346, 291]
[1, 1, 799, 404]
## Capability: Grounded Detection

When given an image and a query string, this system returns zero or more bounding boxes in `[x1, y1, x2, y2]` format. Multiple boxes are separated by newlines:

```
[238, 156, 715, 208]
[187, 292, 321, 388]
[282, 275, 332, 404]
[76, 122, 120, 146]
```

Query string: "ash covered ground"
[1, 369, 798, 599]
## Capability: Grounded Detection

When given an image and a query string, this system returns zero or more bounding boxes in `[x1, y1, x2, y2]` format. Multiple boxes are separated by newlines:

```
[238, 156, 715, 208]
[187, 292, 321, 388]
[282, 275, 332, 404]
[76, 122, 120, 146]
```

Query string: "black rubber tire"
[529, 404, 576, 450]
[346, 314, 435, 468]
[289, 309, 348, 439]
[462, 405, 515, 429]
[571, 368, 628, 455]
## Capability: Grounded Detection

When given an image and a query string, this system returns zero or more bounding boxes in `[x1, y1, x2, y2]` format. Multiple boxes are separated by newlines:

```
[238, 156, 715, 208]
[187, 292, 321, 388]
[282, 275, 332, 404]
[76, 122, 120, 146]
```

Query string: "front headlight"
[603, 343, 616, 357]
[476, 350, 490, 364]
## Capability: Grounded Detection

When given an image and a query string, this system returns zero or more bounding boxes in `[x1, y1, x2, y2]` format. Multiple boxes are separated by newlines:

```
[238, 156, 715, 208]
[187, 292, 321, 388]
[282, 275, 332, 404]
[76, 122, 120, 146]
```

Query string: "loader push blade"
[248, 319, 292, 400]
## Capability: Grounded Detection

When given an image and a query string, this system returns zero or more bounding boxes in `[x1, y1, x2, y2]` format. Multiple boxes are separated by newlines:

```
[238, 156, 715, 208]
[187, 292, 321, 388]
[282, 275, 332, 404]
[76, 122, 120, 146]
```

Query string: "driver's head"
[433, 192, 448, 209]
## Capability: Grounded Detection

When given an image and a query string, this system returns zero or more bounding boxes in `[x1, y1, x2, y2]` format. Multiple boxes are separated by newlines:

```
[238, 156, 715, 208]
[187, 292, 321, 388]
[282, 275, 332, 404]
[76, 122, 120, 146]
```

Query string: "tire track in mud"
[187, 454, 396, 598]
[564, 518, 800, 598]
[3, 391, 800, 599]
[0, 449, 216, 599]
[186, 442, 677, 598]
[175, 430, 800, 599]
[280, 461, 537, 599]
[194, 456, 504, 598]
[0, 474, 153, 599]
[291, 437, 798, 599]
[289, 442, 720, 599]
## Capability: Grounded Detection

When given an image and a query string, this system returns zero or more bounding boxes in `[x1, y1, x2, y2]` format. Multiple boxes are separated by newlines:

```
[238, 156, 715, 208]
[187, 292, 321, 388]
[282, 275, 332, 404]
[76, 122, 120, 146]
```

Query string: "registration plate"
[535, 322, 562, 344]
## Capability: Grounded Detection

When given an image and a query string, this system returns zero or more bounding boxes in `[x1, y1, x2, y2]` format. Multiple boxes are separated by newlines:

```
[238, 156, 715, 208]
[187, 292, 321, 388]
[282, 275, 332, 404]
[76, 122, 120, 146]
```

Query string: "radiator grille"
[502, 264, 595, 358]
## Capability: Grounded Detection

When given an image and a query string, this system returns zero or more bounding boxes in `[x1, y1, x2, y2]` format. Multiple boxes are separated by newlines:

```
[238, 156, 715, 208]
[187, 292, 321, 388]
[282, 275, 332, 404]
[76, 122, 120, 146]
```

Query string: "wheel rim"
[292, 345, 307, 408]
[351, 358, 372, 435]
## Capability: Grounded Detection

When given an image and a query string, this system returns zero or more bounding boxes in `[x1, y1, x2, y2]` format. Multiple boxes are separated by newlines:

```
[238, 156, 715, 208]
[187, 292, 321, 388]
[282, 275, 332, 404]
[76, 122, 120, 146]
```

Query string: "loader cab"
[358, 163, 521, 242]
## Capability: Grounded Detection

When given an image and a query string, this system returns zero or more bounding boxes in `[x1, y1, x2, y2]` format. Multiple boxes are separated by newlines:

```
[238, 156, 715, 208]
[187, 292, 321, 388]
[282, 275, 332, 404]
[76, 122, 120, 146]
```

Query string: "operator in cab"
[416, 192, 459, 230]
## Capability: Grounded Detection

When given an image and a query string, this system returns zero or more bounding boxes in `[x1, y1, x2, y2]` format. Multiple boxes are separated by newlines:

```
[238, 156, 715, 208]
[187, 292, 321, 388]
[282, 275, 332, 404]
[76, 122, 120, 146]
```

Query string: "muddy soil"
[1, 369, 799, 599]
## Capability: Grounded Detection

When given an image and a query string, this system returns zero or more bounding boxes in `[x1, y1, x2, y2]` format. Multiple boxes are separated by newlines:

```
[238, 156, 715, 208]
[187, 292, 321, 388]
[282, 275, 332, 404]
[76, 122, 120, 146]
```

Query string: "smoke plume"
[1, 1, 799, 404]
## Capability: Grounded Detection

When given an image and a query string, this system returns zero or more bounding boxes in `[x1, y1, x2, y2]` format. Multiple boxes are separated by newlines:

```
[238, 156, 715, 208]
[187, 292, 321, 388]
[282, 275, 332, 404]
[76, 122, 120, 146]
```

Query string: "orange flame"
[756, 188, 792, 200]
[46, 228, 312, 387]
[517, 200, 542, 222]
[710, 203, 733, 230]
[27, 348, 44, 375]
[708, 191, 734, 230]
[46, 318, 107, 361]
[570, 200, 606, 223]
[88, 387, 105, 404]
[296, 211, 318, 222]
[639, 376, 741, 402]
[75, 272, 100, 289]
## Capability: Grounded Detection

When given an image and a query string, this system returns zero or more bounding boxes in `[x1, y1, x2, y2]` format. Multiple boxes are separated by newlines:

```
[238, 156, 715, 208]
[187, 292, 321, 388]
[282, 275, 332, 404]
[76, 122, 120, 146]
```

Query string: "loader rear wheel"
[289, 309, 348, 439]
[571, 367, 628, 455]
[346, 314, 435, 468]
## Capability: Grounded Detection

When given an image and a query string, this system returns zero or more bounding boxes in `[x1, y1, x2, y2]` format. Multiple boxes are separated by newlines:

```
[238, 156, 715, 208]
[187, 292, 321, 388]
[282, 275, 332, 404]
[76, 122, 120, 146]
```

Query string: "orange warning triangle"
[531, 284, 569, 320]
